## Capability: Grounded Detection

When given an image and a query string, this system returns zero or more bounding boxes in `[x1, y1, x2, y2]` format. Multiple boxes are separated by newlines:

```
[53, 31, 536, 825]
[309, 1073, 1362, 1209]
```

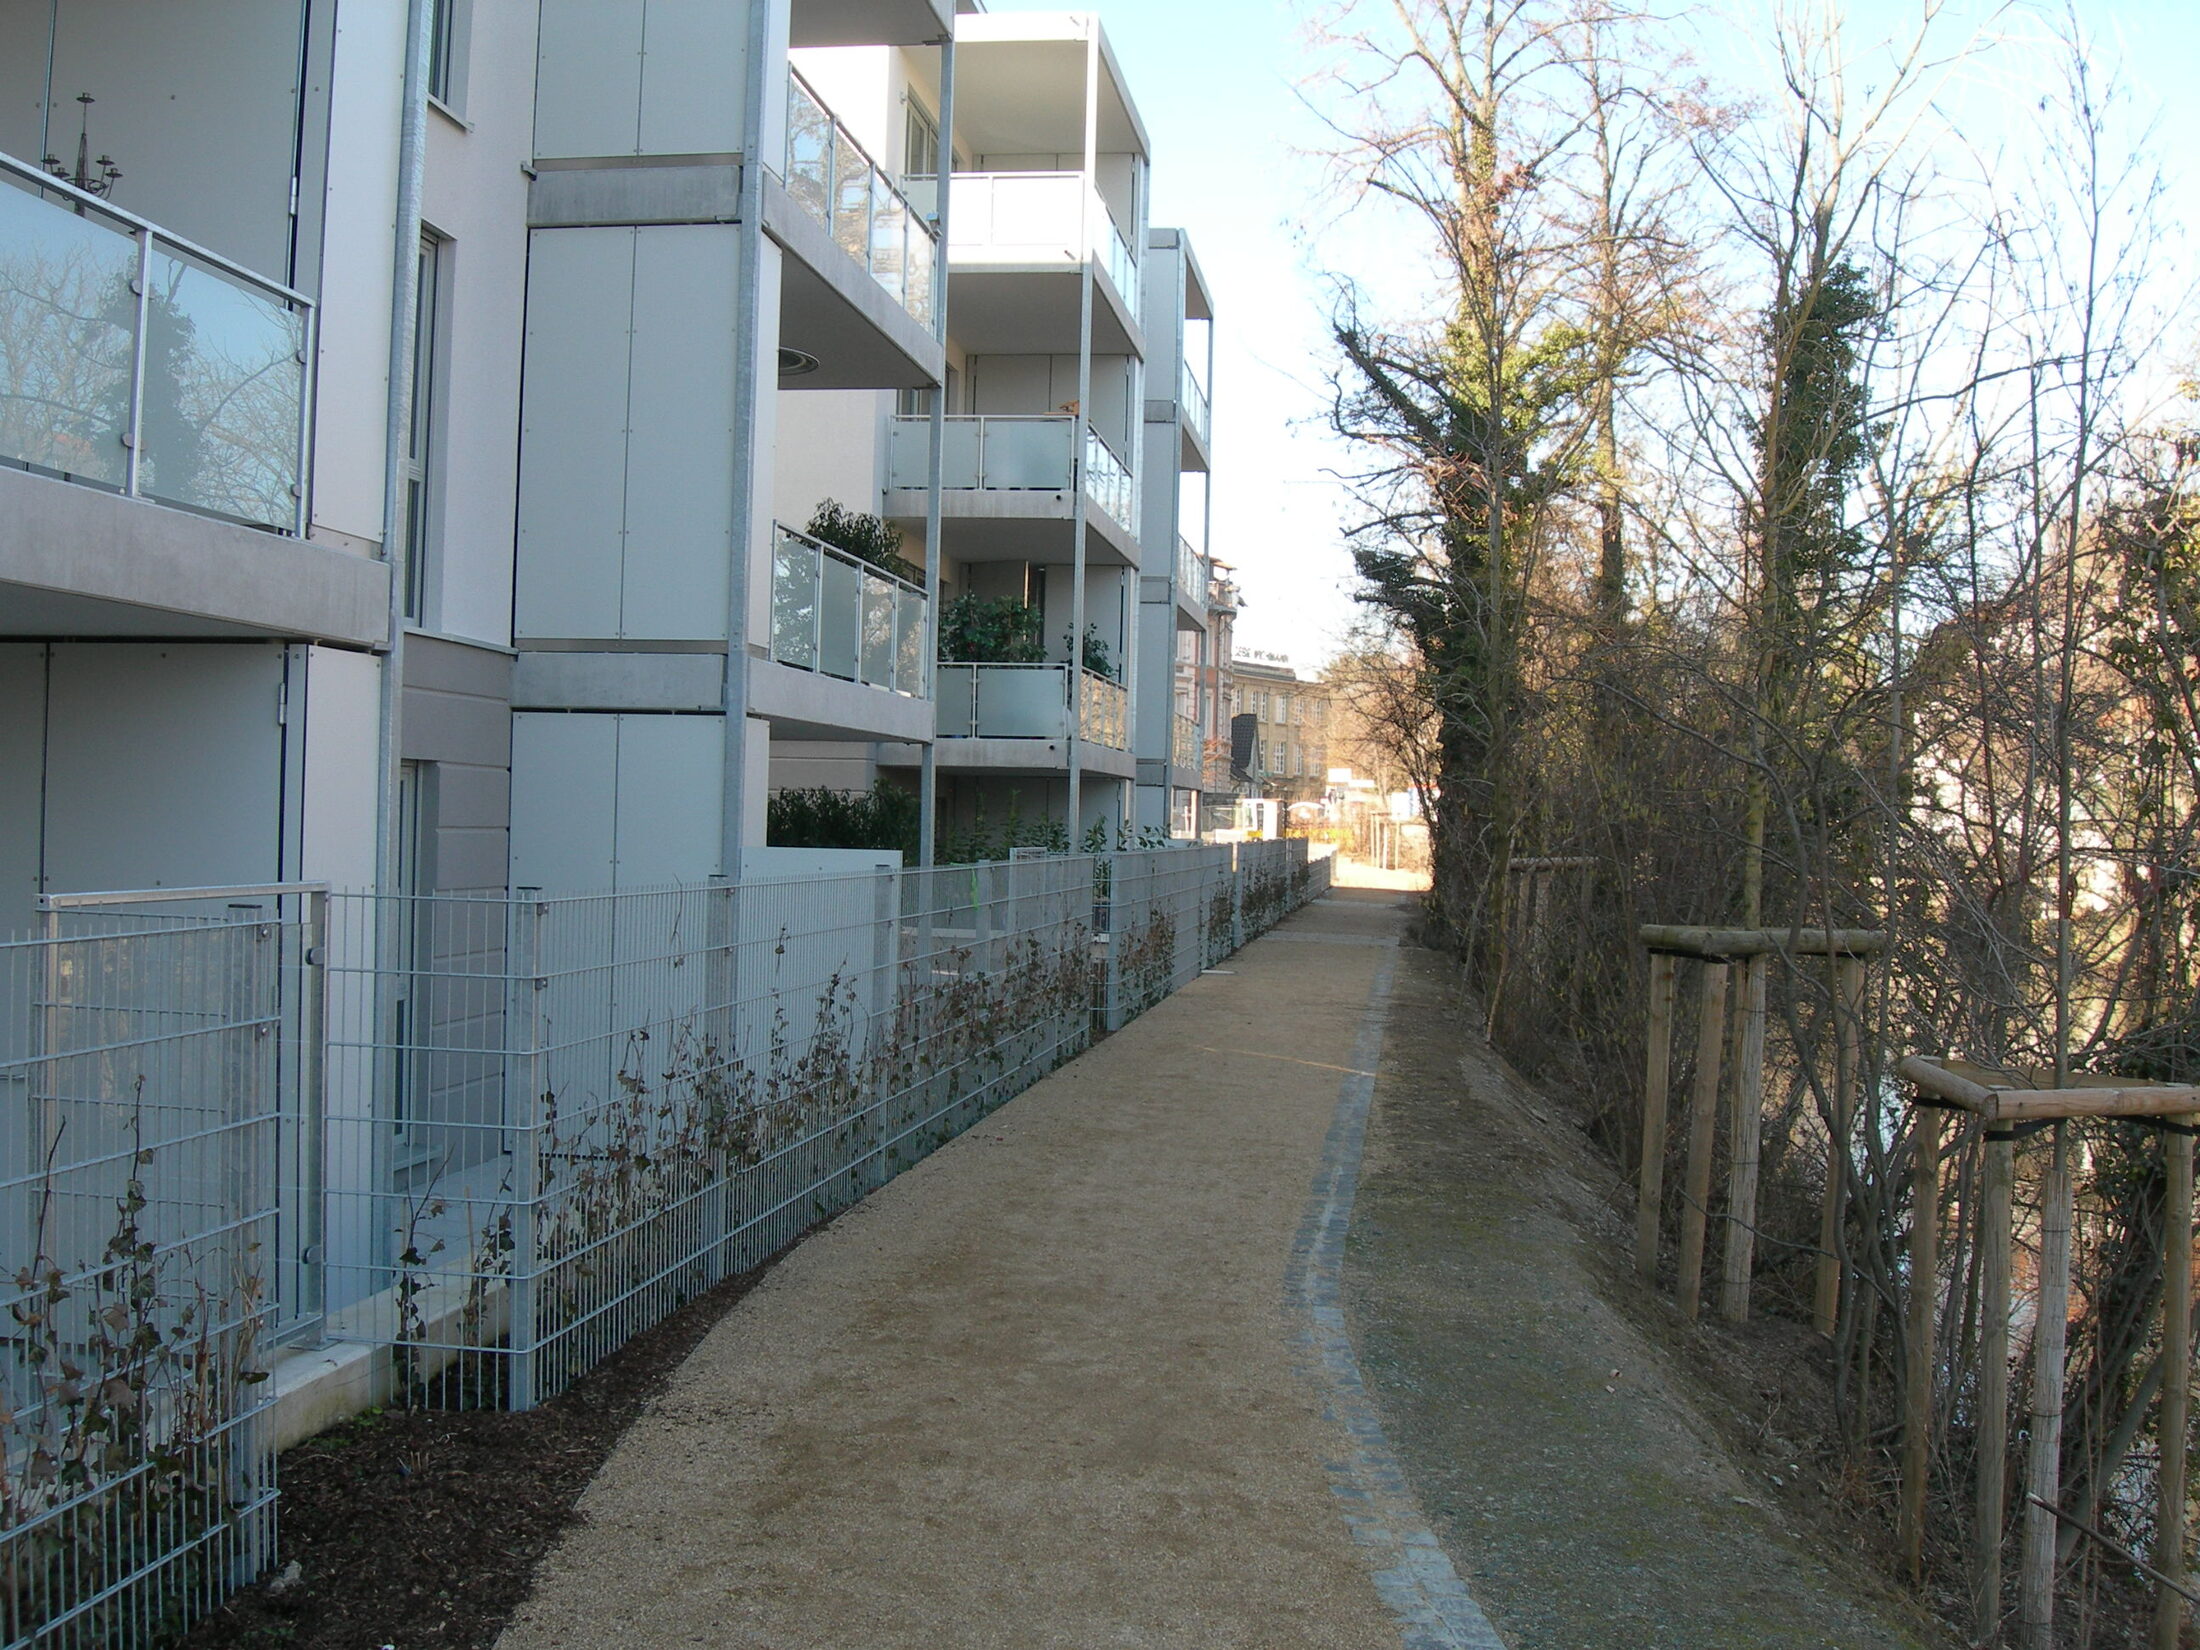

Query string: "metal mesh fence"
[0, 890, 319, 1650]
[0, 842, 1334, 1642]
[318, 857, 1100, 1407]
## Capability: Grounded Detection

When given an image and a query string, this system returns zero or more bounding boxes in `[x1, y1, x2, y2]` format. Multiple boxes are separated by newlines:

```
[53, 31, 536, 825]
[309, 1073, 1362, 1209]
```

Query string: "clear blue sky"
[981, 0, 2199, 671]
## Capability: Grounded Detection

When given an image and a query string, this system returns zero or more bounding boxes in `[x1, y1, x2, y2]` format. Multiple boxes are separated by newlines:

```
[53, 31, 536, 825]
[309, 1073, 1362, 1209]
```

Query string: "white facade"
[0, 0, 1231, 935]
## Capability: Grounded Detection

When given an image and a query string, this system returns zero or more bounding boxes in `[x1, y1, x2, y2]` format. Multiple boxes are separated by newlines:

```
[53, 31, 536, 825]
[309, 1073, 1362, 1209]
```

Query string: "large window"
[427, 0, 468, 109]
[402, 233, 447, 623]
[904, 99, 940, 186]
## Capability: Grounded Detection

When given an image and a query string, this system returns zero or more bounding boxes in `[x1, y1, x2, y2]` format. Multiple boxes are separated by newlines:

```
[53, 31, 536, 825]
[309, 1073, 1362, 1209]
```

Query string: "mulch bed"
[177, 1262, 774, 1650]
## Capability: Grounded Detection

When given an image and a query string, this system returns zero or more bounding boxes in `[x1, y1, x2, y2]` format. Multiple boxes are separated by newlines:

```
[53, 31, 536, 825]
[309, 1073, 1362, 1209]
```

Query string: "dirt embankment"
[1344, 940, 1950, 1649]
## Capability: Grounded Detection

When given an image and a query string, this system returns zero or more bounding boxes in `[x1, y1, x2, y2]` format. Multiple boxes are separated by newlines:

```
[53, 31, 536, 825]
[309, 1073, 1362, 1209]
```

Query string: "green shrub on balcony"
[767, 780, 920, 859]
[938, 595, 1046, 664]
[806, 500, 923, 586]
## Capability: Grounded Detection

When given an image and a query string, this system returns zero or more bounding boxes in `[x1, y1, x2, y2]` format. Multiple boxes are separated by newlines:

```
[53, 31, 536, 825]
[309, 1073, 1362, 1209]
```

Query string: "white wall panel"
[614, 716, 725, 885]
[534, 0, 643, 158]
[313, 0, 406, 544]
[771, 389, 889, 532]
[623, 227, 738, 639]
[510, 713, 724, 893]
[422, 2, 538, 646]
[516, 228, 634, 638]
[510, 713, 619, 892]
[299, 645, 382, 890]
[42, 645, 283, 895]
[638, 0, 749, 157]
[0, 646, 45, 936]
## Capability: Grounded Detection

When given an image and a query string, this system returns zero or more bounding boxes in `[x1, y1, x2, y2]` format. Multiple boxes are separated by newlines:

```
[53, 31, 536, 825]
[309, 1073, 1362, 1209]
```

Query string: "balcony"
[943, 172, 1141, 353]
[783, 70, 938, 330]
[1179, 359, 1211, 464]
[1174, 535, 1208, 621]
[0, 154, 312, 534]
[936, 663, 1129, 751]
[887, 414, 1139, 547]
[1172, 713, 1200, 773]
[769, 524, 928, 698]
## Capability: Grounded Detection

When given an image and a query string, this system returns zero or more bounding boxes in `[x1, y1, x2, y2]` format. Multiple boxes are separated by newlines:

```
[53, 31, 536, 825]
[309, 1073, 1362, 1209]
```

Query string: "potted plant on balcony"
[806, 500, 923, 586]
[1073, 625, 1116, 682]
[938, 595, 1046, 664]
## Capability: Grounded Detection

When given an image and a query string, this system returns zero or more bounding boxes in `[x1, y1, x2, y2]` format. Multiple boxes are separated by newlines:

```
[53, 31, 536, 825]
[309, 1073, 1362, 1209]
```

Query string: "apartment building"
[0, 0, 1224, 915]
[1231, 653, 1331, 807]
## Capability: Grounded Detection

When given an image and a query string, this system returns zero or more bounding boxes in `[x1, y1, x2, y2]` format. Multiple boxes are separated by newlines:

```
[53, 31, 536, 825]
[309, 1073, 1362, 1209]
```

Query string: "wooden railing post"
[1975, 1128, 2015, 1642]
[1815, 954, 1865, 1336]
[2154, 1119, 2194, 1650]
[1720, 953, 1768, 1324]
[1636, 951, 1678, 1284]
[1902, 1104, 1944, 1582]
[2019, 1127, 2074, 1649]
[1678, 961, 1730, 1322]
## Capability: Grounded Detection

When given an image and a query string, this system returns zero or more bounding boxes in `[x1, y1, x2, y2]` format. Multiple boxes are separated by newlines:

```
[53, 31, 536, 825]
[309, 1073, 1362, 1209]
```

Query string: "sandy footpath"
[498, 890, 1417, 1650]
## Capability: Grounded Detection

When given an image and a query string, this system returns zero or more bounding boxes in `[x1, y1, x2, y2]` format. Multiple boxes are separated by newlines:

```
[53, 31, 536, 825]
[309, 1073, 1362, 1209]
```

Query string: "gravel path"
[497, 888, 1429, 1650]
[496, 877, 1944, 1650]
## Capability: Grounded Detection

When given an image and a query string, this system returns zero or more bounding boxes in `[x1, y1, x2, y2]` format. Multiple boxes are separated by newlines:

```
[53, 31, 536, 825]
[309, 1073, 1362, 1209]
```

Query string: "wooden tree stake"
[1901, 1104, 1944, 1582]
[2019, 1128, 2074, 1650]
[2154, 1120, 2194, 1650]
[1678, 961, 1730, 1322]
[1815, 955, 1865, 1336]
[1637, 951, 1678, 1284]
[1721, 954, 1769, 1324]
[1975, 1130, 2014, 1643]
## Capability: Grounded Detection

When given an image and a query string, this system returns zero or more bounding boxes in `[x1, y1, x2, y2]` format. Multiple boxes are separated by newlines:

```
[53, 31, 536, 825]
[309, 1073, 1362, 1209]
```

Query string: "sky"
[980, 0, 2199, 675]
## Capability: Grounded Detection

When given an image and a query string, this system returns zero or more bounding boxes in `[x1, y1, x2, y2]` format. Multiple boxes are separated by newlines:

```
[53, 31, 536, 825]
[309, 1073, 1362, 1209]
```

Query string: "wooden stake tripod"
[1635, 925, 1884, 1326]
[1900, 1056, 2198, 1650]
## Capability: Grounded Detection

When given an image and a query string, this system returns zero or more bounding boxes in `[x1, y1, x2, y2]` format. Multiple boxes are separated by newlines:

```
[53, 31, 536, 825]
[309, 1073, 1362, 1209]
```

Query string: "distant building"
[1228, 653, 1331, 807]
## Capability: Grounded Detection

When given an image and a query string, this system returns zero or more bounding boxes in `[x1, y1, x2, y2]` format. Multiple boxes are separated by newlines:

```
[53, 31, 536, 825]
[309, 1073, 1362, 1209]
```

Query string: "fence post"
[1636, 951, 1677, 1285]
[1815, 954, 1866, 1337]
[1901, 1103, 1943, 1582]
[299, 888, 330, 1336]
[1677, 960, 1729, 1322]
[2154, 1119, 2194, 1650]
[505, 890, 546, 1411]
[705, 876, 735, 1284]
[2018, 1128, 2074, 1648]
[1719, 953, 1769, 1324]
[1975, 1127, 2015, 1639]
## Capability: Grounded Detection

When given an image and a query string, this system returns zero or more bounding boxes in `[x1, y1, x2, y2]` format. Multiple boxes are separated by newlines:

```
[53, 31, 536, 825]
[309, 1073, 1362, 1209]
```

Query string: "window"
[427, 0, 467, 109]
[904, 99, 940, 185]
[402, 233, 447, 623]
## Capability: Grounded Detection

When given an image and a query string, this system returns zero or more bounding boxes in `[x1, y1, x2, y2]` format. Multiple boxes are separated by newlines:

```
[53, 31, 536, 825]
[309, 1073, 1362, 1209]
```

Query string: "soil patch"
[177, 1262, 774, 1650]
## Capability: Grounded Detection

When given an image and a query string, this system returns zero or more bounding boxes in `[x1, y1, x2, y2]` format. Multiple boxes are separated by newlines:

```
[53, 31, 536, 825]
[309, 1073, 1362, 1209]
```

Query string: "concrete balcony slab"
[0, 465, 388, 646]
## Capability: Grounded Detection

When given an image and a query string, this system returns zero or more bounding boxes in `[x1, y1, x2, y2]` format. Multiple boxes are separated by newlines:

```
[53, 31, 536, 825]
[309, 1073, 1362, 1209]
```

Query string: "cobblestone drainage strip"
[1288, 944, 1511, 1650]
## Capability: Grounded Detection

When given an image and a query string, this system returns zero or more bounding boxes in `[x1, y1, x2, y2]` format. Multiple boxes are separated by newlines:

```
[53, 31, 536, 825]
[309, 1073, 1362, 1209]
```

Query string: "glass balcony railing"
[0, 151, 313, 533]
[946, 171, 1139, 321]
[1180, 358, 1210, 448]
[935, 663, 1129, 751]
[1082, 425, 1136, 537]
[1172, 712, 1200, 773]
[1080, 670, 1129, 750]
[1175, 535, 1208, 609]
[887, 414, 1139, 539]
[783, 70, 939, 328]
[769, 523, 928, 698]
